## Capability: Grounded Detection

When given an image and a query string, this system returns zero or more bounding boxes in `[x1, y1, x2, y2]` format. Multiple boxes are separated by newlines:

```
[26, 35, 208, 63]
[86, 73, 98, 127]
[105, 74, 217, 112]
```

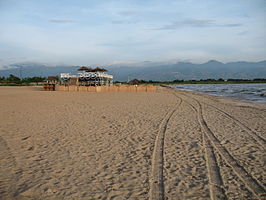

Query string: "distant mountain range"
[0, 60, 265, 81]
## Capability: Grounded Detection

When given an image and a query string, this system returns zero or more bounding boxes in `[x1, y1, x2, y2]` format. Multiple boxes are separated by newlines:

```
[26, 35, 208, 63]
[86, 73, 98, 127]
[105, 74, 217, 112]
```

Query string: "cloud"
[100, 41, 137, 47]
[108, 61, 136, 65]
[158, 19, 215, 30]
[242, 14, 250, 18]
[100, 38, 151, 47]
[48, 19, 74, 23]
[117, 11, 138, 16]
[111, 10, 139, 25]
[111, 20, 138, 24]
[155, 19, 242, 30]
[220, 23, 242, 27]
[238, 31, 248, 36]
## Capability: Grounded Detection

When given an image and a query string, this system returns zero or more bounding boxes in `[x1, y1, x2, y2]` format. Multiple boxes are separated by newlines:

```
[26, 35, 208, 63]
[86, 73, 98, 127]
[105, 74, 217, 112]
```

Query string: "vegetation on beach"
[1, 74, 266, 86]
[0, 74, 46, 86]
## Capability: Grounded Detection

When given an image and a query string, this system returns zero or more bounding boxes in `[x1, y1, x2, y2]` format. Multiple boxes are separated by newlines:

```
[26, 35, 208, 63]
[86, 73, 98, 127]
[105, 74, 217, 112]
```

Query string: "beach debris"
[27, 146, 34, 151]
[21, 136, 31, 141]
[47, 188, 58, 194]
[221, 139, 229, 145]
[81, 153, 93, 157]
[29, 156, 43, 161]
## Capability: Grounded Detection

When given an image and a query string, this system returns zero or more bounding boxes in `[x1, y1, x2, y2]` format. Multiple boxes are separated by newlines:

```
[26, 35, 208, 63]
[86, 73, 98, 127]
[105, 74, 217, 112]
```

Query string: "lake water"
[173, 83, 266, 104]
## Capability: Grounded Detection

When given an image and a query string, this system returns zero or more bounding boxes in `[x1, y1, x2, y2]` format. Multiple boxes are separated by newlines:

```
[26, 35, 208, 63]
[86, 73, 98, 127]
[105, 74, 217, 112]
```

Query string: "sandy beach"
[0, 86, 265, 200]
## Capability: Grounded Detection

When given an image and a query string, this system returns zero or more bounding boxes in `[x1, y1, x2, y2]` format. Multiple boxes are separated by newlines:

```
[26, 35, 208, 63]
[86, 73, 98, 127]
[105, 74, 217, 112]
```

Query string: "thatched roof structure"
[84, 67, 93, 72]
[78, 66, 90, 71]
[129, 79, 140, 85]
[78, 66, 107, 72]
[48, 76, 58, 81]
[92, 67, 107, 72]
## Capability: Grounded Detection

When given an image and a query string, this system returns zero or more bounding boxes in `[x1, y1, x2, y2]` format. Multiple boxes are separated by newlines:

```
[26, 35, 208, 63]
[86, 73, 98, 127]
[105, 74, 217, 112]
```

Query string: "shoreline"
[171, 83, 266, 105]
[1, 81, 266, 87]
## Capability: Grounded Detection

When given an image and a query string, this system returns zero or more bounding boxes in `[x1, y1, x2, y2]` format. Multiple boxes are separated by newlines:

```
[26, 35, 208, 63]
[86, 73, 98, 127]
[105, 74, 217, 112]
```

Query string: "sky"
[0, 0, 265, 68]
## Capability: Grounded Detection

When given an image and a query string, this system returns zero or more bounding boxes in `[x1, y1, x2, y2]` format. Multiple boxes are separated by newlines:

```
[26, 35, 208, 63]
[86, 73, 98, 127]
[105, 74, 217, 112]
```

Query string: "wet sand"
[0, 86, 265, 200]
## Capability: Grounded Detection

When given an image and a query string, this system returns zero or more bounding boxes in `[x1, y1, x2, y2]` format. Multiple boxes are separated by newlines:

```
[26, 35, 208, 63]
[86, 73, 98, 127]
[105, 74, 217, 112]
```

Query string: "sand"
[0, 86, 265, 200]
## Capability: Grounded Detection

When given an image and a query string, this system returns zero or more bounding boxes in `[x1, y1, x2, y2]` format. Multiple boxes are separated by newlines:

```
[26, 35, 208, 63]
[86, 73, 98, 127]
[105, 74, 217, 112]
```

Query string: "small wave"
[173, 83, 266, 104]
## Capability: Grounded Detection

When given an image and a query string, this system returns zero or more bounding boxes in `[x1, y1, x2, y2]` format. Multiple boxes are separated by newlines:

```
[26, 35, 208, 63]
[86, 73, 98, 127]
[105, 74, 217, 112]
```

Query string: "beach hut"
[92, 67, 107, 72]
[78, 66, 90, 71]
[43, 76, 58, 91]
[129, 79, 140, 85]
[78, 67, 112, 86]
[47, 76, 58, 84]
[60, 66, 113, 86]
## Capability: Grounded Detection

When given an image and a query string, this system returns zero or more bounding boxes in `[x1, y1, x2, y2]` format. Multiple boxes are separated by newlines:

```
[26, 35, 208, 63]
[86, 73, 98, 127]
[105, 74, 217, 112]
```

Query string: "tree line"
[1, 74, 266, 86]
[0, 74, 46, 85]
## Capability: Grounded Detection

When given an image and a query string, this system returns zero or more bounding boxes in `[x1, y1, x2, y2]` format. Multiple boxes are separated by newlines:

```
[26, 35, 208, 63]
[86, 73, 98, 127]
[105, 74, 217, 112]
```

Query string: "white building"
[60, 71, 113, 86]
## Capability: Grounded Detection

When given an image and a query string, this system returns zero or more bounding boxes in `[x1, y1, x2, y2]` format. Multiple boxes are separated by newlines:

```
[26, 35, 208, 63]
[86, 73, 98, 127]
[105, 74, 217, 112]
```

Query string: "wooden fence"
[43, 83, 55, 91]
[54, 85, 157, 92]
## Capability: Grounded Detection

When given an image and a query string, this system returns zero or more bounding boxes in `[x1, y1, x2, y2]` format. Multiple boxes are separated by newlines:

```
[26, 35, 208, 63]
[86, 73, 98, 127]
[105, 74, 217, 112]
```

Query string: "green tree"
[7, 74, 21, 83]
[0, 76, 6, 82]
[23, 76, 46, 85]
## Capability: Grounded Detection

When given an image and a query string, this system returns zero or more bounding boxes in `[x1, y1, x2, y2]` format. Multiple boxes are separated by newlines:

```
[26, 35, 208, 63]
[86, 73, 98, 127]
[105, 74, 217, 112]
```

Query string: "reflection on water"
[173, 83, 266, 104]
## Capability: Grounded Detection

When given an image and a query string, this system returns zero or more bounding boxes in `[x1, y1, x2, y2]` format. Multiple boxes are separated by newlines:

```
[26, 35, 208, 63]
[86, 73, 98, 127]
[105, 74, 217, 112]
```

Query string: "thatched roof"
[48, 76, 58, 81]
[92, 67, 107, 72]
[78, 66, 107, 72]
[85, 67, 94, 72]
[129, 79, 139, 85]
[78, 66, 90, 71]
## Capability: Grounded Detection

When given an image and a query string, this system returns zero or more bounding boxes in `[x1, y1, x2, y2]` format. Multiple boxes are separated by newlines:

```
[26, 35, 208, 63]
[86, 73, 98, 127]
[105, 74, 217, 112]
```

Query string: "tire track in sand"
[149, 97, 182, 200]
[186, 94, 266, 198]
[0, 136, 22, 199]
[204, 103, 266, 150]
[203, 135, 227, 200]
[178, 95, 227, 200]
